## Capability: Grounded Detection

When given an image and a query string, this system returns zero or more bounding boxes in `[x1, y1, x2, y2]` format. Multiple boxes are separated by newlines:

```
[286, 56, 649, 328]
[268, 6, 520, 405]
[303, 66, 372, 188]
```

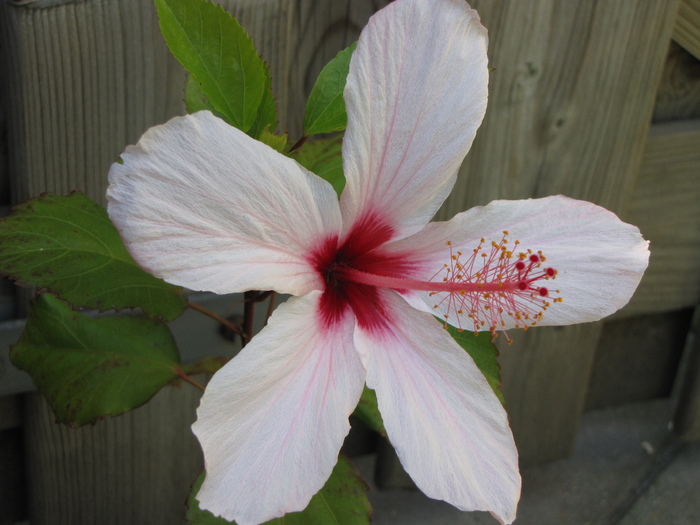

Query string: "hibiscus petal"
[340, 0, 489, 241]
[192, 292, 365, 525]
[387, 196, 650, 330]
[353, 291, 520, 524]
[107, 111, 341, 296]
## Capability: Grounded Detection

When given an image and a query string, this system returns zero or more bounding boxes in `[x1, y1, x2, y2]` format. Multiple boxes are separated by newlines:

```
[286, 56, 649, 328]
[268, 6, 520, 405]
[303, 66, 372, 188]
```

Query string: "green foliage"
[259, 128, 288, 153]
[0, 193, 187, 321]
[352, 386, 386, 438]
[11, 294, 182, 427]
[291, 136, 345, 196]
[156, 0, 275, 134]
[182, 356, 228, 376]
[303, 43, 356, 136]
[184, 75, 226, 120]
[442, 322, 506, 406]
[247, 61, 278, 140]
[187, 455, 372, 524]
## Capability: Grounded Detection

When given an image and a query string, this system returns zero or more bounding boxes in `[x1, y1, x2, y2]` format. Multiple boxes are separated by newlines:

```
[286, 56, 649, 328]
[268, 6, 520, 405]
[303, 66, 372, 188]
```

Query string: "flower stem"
[242, 291, 258, 347]
[188, 300, 247, 344]
[265, 291, 277, 325]
[289, 135, 308, 153]
[175, 367, 206, 391]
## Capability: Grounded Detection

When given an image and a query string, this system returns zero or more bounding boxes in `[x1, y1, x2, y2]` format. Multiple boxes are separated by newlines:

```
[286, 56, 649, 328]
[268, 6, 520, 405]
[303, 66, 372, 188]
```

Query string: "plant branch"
[175, 367, 206, 392]
[265, 291, 277, 325]
[289, 135, 308, 153]
[188, 300, 247, 344]
[242, 291, 259, 346]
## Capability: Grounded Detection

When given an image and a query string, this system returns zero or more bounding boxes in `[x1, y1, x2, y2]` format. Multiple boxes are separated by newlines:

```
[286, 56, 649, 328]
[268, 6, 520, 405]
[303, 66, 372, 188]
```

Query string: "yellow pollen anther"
[428, 231, 561, 340]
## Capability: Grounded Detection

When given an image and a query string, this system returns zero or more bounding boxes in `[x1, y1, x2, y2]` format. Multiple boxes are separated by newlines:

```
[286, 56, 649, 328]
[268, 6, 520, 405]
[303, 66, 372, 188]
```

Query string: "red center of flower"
[311, 215, 415, 332]
[311, 217, 560, 338]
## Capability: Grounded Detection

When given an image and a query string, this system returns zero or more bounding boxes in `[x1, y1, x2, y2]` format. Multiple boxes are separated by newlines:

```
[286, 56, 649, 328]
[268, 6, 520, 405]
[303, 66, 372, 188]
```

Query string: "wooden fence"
[1, 0, 699, 523]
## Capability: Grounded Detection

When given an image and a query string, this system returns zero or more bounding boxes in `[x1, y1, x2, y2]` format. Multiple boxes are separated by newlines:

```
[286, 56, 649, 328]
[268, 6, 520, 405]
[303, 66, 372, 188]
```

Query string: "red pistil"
[335, 232, 560, 340]
[313, 217, 561, 340]
[424, 233, 561, 339]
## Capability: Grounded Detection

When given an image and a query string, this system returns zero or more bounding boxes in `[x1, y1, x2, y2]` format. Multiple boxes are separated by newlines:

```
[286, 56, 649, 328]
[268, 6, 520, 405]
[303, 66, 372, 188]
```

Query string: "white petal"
[353, 291, 520, 524]
[107, 111, 341, 296]
[340, 0, 489, 241]
[387, 196, 650, 330]
[192, 292, 365, 525]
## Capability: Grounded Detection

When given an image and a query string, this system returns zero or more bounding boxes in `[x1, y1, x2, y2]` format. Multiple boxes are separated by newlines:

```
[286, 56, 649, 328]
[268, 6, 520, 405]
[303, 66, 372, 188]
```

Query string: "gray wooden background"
[1, 0, 699, 523]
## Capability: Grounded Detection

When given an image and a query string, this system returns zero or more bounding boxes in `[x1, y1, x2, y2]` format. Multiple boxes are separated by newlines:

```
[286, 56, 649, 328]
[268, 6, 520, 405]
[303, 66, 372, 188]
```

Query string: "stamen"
[430, 233, 560, 339]
[329, 232, 561, 341]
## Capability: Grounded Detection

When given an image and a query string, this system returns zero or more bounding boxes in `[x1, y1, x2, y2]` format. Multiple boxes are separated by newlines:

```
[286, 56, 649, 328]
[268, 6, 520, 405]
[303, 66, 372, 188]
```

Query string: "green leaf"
[182, 356, 228, 376]
[185, 70, 278, 143]
[187, 455, 371, 525]
[0, 193, 187, 320]
[258, 128, 288, 153]
[441, 321, 505, 406]
[291, 136, 345, 195]
[303, 43, 356, 136]
[352, 385, 387, 438]
[185, 74, 225, 120]
[11, 294, 182, 427]
[156, 0, 269, 133]
[247, 61, 278, 140]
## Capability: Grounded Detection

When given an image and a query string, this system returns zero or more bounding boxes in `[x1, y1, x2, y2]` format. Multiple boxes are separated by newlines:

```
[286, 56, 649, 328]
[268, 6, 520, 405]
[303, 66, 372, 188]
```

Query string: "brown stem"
[265, 292, 277, 325]
[242, 291, 259, 347]
[188, 300, 247, 344]
[175, 367, 206, 391]
[289, 135, 308, 153]
[251, 290, 273, 303]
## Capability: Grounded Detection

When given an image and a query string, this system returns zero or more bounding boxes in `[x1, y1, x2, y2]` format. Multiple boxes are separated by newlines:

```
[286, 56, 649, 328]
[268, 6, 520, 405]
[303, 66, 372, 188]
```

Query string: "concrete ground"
[355, 399, 700, 525]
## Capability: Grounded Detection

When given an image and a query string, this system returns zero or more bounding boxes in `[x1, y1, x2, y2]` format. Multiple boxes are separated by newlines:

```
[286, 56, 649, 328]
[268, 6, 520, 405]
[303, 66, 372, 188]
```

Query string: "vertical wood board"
[0, 0, 691, 515]
[0, 1, 393, 522]
[652, 42, 700, 123]
[586, 310, 692, 411]
[435, 0, 680, 465]
[674, 0, 700, 60]
[432, 0, 677, 464]
[441, 0, 678, 217]
[673, 308, 700, 440]
[0, 0, 187, 204]
[623, 120, 700, 317]
[23, 383, 204, 525]
[500, 323, 603, 467]
[219, 0, 392, 138]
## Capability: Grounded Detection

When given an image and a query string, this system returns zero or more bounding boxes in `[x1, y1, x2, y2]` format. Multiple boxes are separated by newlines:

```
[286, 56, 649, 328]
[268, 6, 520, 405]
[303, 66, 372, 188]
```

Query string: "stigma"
[429, 232, 561, 340]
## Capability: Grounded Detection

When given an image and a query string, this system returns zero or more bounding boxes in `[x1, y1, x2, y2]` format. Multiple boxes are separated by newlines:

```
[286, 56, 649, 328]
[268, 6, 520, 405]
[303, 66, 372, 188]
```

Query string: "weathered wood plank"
[220, 0, 392, 138]
[0, 0, 392, 203]
[673, 308, 700, 440]
[0, 1, 394, 522]
[674, 0, 700, 60]
[622, 120, 700, 317]
[586, 310, 691, 410]
[441, 0, 679, 216]
[433, 0, 680, 465]
[653, 42, 700, 123]
[0, 0, 690, 514]
[502, 324, 604, 467]
[23, 383, 204, 525]
[0, 0, 187, 204]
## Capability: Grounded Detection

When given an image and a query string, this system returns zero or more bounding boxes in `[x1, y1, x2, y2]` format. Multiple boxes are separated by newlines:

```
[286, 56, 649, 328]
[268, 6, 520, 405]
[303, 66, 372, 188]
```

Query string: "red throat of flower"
[313, 220, 560, 341]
